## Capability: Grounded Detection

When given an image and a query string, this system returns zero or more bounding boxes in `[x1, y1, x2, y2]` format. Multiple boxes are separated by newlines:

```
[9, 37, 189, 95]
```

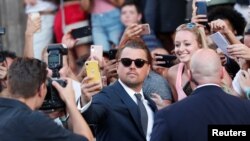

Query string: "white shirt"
[118, 79, 154, 141]
[232, 70, 244, 96]
[196, 83, 221, 89]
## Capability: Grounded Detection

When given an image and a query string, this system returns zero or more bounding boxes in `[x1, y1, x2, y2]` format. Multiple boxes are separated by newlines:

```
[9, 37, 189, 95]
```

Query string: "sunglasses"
[177, 22, 210, 31]
[176, 22, 196, 31]
[119, 58, 148, 68]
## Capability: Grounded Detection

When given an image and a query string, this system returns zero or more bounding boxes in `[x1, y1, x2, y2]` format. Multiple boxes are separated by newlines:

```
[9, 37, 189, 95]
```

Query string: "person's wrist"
[223, 29, 232, 36]
[25, 31, 33, 36]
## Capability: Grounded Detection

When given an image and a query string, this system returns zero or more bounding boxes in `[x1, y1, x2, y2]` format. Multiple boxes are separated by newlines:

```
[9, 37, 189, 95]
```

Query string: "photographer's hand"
[52, 77, 94, 141]
[52, 78, 75, 105]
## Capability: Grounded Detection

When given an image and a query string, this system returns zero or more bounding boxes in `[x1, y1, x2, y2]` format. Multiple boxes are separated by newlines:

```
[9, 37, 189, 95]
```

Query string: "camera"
[40, 44, 68, 111]
[47, 44, 68, 76]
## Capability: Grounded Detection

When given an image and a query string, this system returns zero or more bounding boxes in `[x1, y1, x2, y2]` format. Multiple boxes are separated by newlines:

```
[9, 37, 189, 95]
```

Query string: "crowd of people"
[1, 0, 250, 141]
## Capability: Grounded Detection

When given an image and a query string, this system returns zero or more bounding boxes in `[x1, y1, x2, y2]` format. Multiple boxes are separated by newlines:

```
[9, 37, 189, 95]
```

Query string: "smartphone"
[209, 32, 230, 56]
[90, 45, 103, 61]
[155, 54, 177, 68]
[195, 0, 207, 15]
[140, 24, 151, 35]
[85, 60, 102, 84]
[108, 49, 118, 60]
[195, 0, 207, 26]
[71, 26, 92, 39]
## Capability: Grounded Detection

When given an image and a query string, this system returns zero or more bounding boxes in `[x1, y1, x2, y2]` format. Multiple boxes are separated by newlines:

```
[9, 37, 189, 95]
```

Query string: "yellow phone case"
[85, 60, 102, 83]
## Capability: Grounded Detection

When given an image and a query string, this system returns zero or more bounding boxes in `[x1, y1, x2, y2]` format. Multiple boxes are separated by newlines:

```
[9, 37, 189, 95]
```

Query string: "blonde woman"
[167, 23, 233, 102]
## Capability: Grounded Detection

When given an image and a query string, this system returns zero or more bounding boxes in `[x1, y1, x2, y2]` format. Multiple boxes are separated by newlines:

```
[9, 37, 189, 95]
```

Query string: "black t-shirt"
[0, 98, 87, 141]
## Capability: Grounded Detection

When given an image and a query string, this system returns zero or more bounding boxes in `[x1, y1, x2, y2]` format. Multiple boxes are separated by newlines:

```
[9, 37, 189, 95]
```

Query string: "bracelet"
[244, 87, 250, 100]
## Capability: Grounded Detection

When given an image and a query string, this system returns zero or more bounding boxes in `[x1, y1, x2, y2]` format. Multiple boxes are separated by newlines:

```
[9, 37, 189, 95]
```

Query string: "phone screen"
[71, 26, 92, 39]
[140, 24, 151, 35]
[90, 45, 103, 61]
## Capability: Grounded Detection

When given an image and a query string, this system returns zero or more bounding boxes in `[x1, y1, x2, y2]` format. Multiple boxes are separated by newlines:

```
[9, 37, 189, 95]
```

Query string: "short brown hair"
[117, 38, 152, 66]
[7, 58, 47, 98]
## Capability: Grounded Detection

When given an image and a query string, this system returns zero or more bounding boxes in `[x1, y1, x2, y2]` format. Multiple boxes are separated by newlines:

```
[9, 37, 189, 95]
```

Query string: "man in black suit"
[150, 48, 250, 141]
[81, 38, 157, 141]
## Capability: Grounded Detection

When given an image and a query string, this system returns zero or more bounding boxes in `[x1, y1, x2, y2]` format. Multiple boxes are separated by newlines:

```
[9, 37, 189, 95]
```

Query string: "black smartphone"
[155, 54, 177, 68]
[195, 0, 207, 26]
[109, 49, 118, 60]
[71, 26, 92, 39]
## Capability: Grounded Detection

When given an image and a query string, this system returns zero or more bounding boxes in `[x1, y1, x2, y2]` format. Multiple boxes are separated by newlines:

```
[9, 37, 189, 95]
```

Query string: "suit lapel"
[112, 81, 145, 137]
[144, 93, 157, 113]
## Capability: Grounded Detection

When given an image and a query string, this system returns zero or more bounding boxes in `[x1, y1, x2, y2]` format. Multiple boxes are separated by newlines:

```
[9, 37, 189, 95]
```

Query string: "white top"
[232, 70, 244, 96]
[25, 0, 57, 14]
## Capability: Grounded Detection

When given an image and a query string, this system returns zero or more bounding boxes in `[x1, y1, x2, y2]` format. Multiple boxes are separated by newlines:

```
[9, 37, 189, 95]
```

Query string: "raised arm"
[53, 77, 94, 141]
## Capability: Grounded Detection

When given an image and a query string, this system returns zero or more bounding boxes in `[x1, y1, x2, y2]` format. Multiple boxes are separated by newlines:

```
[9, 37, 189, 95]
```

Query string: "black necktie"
[135, 93, 148, 136]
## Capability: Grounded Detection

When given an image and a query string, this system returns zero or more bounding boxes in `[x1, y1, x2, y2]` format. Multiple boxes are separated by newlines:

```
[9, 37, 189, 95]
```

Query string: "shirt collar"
[196, 83, 221, 90]
[118, 79, 144, 103]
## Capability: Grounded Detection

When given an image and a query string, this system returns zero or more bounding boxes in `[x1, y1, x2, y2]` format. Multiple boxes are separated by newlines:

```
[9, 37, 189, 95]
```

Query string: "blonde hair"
[176, 23, 208, 49]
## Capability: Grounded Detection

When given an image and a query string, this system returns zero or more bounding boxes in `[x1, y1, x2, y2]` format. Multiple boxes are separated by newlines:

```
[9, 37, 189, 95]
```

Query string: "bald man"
[150, 49, 250, 141]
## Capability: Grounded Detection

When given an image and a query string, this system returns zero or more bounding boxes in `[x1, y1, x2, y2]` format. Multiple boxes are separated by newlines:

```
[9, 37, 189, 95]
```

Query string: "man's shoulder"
[101, 81, 123, 93]
[92, 81, 124, 102]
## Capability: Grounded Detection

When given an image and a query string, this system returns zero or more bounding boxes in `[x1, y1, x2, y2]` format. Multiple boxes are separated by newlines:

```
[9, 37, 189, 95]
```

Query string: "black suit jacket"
[150, 85, 250, 141]
[83, 81, 157, 141]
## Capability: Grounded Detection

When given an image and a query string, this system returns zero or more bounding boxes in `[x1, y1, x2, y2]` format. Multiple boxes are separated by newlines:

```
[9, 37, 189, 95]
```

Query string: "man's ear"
[38, 83, 46, 98]
[188, 69, 199, 86]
